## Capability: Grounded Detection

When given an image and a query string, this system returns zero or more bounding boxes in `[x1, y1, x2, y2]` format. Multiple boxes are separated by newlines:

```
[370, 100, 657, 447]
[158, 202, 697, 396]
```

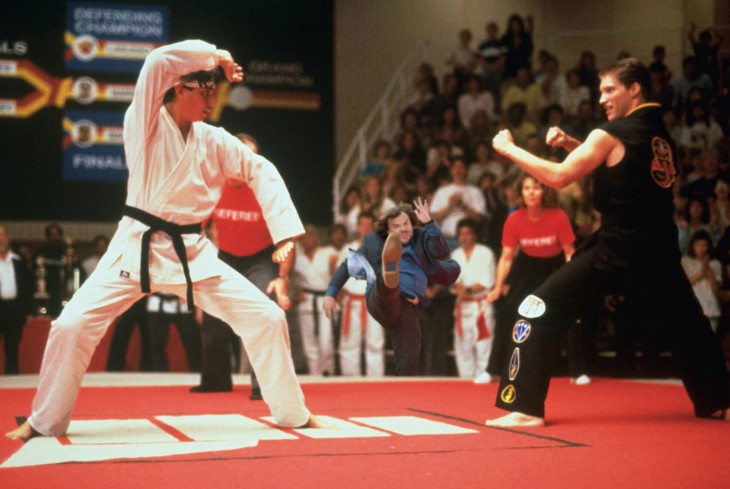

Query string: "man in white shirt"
[294, 225, 338, 375]
[81, 235, 109, 278]
[6, 40, 326, 441]
[449, 219, 495, 382]
[430, 156, 487, 248]
[335, 212, 385, 376]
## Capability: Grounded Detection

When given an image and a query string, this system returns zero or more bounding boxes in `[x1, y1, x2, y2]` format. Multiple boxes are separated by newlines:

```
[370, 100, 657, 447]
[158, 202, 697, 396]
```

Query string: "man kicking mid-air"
[6, 39, 327, 441]
[323, 199, 460, 376]
[486, 57, 730, 427]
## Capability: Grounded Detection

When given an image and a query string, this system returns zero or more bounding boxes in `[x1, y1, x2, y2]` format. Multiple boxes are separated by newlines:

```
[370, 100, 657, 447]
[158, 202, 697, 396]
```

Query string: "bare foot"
[300, 414, 336, 429]
[5, 421, 40, 441]
[485, 412, 545, 428]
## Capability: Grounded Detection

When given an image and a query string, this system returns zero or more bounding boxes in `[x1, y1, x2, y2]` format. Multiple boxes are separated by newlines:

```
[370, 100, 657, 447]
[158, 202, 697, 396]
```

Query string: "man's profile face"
[599, 73, 635, 121]
[387, 212, 413, 243]
[177, 84, 217, 122]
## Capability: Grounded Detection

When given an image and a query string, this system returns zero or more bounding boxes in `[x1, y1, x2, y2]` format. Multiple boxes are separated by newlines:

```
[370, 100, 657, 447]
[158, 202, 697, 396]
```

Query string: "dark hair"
[506, 14, 527, 34]
[372, 139, 392, 157]
[541, 104, 564, 125]
[45, 222, 64, 238]
[456, 218, 479, 235]
[163, 66, 224, 104]
[682, 56, 697, 68]
[329, 223, 347, 238]
[357, 211, 375, 225]
[450, 155, 469, 169]
[514, 173, 559, 209]
[600, 57, 651, 100]
[400, 108, 420, 129]
[685, 197, 711, 223]
[374, 202, 419, 235]
[507, 102, 526, 117]
[92, 234, 109, 245]
[687, 229, 715, 258]
[339, 185, 361, 215]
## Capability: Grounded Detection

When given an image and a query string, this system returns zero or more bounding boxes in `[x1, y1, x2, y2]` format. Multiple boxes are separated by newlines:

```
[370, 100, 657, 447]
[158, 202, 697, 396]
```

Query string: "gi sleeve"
[216, 132, 305, 244]
[124, 40, 218, 170]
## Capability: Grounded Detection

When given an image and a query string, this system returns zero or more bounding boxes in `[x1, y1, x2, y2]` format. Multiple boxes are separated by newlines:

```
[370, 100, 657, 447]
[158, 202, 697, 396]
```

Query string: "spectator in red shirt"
[486, 174, 576, 381]
[191, 134, 297, 400]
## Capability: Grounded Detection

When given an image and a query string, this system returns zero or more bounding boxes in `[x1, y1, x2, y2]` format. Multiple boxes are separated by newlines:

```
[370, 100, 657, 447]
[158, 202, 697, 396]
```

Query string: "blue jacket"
[326, 221, 460, 307]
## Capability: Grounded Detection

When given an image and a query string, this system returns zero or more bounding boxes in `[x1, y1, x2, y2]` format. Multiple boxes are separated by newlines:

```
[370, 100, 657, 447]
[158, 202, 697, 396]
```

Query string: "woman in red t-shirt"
[485, 174, 576, 381]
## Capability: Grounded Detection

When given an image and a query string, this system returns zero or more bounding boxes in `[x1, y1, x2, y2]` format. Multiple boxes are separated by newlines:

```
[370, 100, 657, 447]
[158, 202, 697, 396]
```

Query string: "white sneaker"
[473, 372, 493, 384]
[572, 374, 592, 386]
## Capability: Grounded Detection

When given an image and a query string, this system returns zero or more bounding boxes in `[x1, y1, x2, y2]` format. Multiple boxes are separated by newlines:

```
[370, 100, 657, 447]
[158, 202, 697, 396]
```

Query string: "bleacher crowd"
[2, 15, 729, 381]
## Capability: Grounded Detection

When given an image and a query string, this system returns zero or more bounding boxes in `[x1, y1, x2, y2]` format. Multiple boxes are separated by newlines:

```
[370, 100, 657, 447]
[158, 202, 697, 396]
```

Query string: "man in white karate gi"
[6, 40, 326, 441]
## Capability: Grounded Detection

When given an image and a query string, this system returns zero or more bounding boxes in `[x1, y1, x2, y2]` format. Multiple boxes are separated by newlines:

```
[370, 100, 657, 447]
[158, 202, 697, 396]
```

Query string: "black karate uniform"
[494, 103, 730, 418]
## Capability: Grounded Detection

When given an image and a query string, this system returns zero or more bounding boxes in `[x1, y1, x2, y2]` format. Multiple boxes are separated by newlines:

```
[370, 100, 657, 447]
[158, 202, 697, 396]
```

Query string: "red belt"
[341, 291, 367, 336]
[455, 295, 490, 340]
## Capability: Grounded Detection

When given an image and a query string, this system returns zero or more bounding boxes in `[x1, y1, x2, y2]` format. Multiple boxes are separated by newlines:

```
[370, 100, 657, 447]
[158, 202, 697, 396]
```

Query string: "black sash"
[303, 288, 326, 336]
[123, 205, 202, 312]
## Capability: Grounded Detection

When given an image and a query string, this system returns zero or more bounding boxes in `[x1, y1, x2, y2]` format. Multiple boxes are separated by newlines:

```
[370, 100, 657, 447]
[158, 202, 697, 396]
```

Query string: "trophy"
[33, 256, 50, 316]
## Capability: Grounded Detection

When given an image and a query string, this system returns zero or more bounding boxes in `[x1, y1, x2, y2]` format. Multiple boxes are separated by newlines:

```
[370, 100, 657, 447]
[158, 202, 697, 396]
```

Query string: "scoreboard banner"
[65, 2, 169, 73]
[0, 1, 333, 223]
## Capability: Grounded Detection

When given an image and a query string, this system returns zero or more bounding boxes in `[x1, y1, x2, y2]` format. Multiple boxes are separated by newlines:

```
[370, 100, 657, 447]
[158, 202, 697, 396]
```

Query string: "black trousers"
[198, 247, 276, 390]
[0, 300, 25, 374]
[495, 247, 730, 418]
[367, 278, 421, 376]
[488, 253, 576, 377]
[148, 311, 201, 372]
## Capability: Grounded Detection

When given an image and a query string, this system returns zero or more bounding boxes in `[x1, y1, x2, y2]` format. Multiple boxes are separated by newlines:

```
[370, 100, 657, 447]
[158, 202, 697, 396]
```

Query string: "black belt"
[302, 288, 326, 336]
[123, 205, 202, 312]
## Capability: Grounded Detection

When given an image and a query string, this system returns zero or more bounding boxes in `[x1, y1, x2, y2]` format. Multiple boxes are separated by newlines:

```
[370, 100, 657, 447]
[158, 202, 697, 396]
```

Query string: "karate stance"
[6, 40, 326, 440]
[486, 57, 729, 427]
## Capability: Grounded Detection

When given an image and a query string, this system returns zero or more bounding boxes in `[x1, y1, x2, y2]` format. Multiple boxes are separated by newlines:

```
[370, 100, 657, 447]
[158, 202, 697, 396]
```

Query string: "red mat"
[1, 378, 728, 489]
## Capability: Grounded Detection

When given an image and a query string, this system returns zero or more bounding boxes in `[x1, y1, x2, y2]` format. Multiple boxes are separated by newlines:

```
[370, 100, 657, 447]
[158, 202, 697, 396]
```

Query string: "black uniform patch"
[650, 136, 676, 188]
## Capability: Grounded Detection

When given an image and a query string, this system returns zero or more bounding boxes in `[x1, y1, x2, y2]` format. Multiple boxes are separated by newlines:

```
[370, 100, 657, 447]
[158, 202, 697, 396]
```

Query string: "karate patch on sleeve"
[500, 384, 517, 404]
[518, 294, 545, 318]
[512, 320, 531, 344]
[508, 348, 521, 381]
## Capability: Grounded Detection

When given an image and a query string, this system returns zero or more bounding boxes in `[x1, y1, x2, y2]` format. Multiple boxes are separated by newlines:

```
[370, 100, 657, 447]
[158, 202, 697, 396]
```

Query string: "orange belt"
[341, 291, 368, 336]
[455, 295, 490, 340]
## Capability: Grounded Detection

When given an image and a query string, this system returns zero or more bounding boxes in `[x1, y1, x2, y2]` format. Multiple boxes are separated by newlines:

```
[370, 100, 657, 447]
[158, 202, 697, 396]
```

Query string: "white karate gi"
[28, 40, 309, 435]
[294, 246, 336, 375]
[336, 241, 384, 376]
[450, 244, 495, 379]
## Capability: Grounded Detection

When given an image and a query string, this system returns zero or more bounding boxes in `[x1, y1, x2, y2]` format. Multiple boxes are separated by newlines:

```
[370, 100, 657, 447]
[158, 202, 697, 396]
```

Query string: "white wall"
[334, 0, 720, 163]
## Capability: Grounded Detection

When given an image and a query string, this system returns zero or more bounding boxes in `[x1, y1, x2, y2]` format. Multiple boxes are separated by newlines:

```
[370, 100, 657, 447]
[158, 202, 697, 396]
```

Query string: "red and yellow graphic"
[650, 136, 676, 188]
[64, 31, 161, 63]
[0, 59, 73, 117]
[1, 59, 320, 121]
[500, 384, 517, 404]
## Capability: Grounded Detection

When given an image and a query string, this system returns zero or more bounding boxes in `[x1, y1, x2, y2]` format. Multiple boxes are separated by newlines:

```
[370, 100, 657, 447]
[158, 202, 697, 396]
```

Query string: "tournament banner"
[0, 1, 333, 223]
[62, 109, 127, 182]
[65, 2, 169, 73]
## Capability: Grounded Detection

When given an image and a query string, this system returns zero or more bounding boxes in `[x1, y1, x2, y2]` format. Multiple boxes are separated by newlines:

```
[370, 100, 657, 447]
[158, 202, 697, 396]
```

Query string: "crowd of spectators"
[2, 16, 730, 379]
[331, 16, 730, 377]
